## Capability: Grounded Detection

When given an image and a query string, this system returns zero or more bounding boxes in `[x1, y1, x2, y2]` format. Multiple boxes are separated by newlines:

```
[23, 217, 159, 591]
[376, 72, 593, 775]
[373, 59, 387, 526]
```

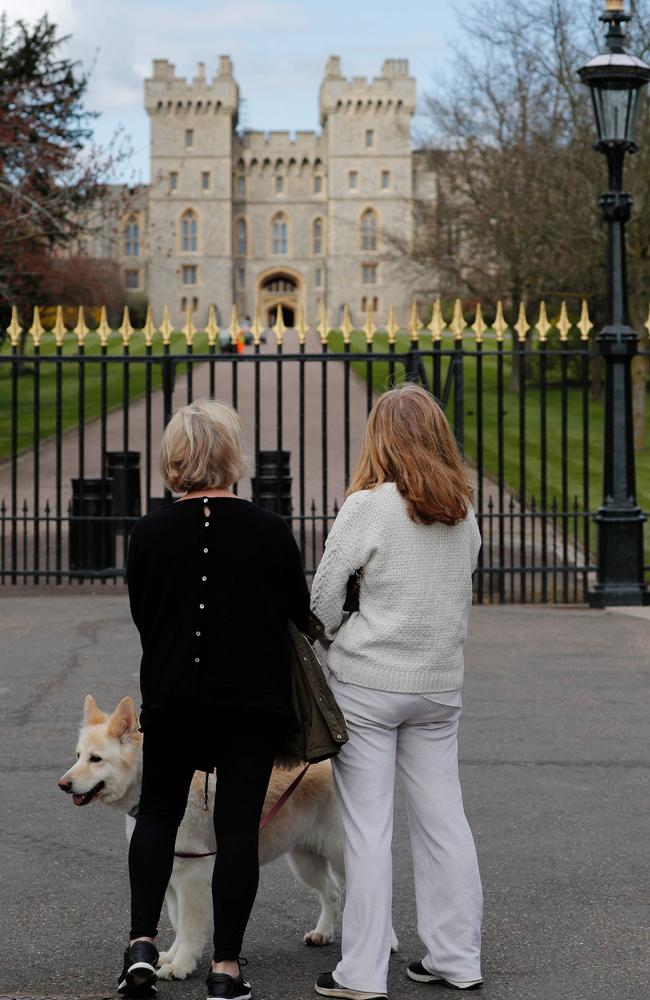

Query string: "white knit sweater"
[310, 482, 481, 693]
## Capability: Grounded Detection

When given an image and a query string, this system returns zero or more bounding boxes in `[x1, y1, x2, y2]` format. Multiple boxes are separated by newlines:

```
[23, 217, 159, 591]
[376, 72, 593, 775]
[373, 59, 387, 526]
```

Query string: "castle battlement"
[319, 56, 415, 123]
[144, 57, 239, 115]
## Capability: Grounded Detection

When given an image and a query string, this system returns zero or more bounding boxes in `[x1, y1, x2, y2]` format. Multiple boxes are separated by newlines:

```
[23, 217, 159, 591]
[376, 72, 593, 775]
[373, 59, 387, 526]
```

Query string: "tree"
[399, 1, 650, 372]
[0, 14, 130, 327]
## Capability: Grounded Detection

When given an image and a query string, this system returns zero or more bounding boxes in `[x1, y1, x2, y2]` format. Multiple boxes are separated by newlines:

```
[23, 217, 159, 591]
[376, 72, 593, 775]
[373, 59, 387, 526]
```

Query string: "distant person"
[311, 384, 483, 998]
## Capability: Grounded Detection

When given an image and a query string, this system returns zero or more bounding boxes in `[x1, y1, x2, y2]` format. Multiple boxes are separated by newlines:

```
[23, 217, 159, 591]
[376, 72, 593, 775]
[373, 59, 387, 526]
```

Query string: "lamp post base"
[587, 583, 650, 608]
[587, 507, 649, 607]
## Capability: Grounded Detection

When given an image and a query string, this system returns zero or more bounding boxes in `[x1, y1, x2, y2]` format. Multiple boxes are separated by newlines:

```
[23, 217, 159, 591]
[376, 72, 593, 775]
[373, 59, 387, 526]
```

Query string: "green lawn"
[0, 330, 216, 461]
[328, 330, 650, 536]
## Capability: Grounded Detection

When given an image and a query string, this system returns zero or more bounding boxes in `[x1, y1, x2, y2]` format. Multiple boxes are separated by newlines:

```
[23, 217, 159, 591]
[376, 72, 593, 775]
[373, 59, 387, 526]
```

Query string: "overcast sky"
[4, 0, 468, 182]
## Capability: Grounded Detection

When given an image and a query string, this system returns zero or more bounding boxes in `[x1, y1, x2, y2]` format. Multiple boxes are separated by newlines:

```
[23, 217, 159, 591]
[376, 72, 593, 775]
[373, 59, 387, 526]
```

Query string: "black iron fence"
[1, 301, 649, 602]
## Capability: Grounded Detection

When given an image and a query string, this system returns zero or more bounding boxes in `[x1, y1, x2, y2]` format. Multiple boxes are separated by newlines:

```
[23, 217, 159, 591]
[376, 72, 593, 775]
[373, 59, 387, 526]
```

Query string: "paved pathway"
[1, 598, 648, 999]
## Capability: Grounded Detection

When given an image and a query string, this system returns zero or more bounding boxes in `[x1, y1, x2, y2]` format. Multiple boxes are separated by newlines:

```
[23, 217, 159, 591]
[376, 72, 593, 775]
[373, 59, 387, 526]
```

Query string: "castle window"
[124, 215, 139, 257]
[366, 129, 374, 148]
[185, 129, 194, 148]
[313, 218, 324, 255]
[124, 269, 140, 290]
[381, 170, 390, 190]
[181, 209, 198, 252]
[201, 171, 210, 191]
[237, 175, 246, 196]
[361, 296, 379, 313]
[192, 296, 199, 311]
[236, 218, 247, 256]
[314, 175, 322, 194]
[181, 296, 187, 311]
[272, 214, 288, 254]
[182, 265, 198, 285]
[275, 175, 284, 194]
[170, 172, 178, 192]
[360, 209, 378, 251]
[315, 267, 322, 288]
[362, 263, 377, 285]
[238, 265, 245, 286]
[348, 171, 358, 190]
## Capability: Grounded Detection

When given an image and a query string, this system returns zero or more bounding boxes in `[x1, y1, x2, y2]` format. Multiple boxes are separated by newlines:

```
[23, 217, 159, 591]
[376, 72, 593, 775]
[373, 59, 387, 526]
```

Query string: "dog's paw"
[390, 930, 400, 953]
[304, 929, 334, 947]
[157, 951, 174, 967]
[156, 962, 192, 980]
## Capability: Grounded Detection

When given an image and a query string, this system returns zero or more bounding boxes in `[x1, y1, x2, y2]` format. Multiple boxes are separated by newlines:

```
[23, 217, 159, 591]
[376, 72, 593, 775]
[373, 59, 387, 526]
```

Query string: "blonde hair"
[348, 383, 471, 526]
[160, 398, 246, 494]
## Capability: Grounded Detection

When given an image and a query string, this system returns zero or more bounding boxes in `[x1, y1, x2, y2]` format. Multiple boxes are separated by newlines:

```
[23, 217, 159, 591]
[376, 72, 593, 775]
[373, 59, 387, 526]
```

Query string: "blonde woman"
[121, 399, 310, 1000]
[311, 384, 483, 998]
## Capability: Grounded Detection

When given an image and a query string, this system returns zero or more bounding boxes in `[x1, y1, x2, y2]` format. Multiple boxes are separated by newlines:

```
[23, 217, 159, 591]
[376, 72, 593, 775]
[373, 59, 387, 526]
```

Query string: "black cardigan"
[126, 497, 311, 730]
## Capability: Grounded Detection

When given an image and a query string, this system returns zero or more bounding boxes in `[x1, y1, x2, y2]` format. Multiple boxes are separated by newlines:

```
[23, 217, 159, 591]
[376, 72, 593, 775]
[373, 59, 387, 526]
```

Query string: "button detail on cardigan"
[202, 576, 207, 582]
[203, 547, 208, 553]
[196, 631, 201, 637]
[195, 657, 200, 663]
[205, 521, 210, 527]
[199, 604, 205, 609]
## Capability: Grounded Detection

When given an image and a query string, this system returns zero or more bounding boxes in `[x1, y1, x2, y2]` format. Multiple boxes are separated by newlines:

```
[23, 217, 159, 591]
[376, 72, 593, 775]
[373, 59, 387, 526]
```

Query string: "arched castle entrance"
[257, 270, 302, 327]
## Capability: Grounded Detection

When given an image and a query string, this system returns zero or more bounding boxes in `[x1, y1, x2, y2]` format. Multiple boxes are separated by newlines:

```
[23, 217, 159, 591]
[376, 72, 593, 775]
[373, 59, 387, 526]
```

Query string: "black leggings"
[129, 719, 277, 962]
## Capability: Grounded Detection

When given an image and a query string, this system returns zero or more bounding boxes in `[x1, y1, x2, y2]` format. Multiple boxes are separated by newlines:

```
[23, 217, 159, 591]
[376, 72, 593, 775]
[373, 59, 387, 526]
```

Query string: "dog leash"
[169, 763, 311, 859]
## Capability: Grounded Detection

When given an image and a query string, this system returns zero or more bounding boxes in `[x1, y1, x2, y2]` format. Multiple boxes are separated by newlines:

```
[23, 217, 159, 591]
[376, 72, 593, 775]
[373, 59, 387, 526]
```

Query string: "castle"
[87, 55, 435, 328]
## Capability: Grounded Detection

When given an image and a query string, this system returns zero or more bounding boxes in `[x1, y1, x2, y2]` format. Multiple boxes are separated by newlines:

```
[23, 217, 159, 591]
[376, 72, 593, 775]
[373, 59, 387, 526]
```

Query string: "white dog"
[58, 694, 364, 980]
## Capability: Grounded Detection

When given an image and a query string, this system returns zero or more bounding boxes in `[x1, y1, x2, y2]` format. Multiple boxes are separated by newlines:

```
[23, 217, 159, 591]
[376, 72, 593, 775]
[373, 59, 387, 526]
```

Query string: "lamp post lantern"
[579, 0, 650, 607]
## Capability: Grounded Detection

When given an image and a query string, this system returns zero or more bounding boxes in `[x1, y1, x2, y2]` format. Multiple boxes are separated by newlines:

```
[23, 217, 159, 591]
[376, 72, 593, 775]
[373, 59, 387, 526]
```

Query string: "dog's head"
[57, 695, 142, 807]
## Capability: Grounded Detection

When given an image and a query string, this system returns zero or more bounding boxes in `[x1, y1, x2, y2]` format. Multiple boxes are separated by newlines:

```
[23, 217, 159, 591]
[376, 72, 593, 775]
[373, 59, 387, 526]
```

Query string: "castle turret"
[144, 58, 239, 324]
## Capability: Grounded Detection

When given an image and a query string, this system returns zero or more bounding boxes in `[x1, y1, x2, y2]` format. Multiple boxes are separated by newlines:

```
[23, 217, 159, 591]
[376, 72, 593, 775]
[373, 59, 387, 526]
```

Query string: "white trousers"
[329, 676, 483, 994]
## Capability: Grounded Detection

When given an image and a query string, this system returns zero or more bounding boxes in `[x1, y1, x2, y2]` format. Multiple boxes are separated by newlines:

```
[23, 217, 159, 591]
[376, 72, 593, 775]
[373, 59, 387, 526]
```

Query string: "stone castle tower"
[104, 55, 423, 328]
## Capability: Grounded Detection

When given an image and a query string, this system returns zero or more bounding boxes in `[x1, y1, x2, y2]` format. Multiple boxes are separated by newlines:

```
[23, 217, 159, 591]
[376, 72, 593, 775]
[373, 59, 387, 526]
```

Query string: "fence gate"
[2, 300, 649, 602]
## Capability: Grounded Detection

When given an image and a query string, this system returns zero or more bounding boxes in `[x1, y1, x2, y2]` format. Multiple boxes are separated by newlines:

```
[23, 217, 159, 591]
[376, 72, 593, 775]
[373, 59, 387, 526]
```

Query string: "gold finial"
[97, 306, 111, 346]
[205, 304, 219, 346]
[142, 306, 156, 346]
[450, 298, 466, 340]
[363, 308, 377, 344]
[251, 304, 264, 346]
[317, 303, 330, 345]
[52, 306, 67, 346]
[74, 306, 89, 346]
[605, 1, 624, 11]
[557, 301, 571, 342]
[119, 306, 134, 346]
[514, 302, 529, 343]
[183, 305, 197, 345]
[471, 303, 487, 344]
[536, 301, 551, 343]
[493, 301, 508, 342]
[427, 299, 446, 342]
[408, 300, 422, 343]
[386, 305, 399, 345]
[578, 299, 593, 341]
[159, 305, 173, 345]
[341, 304, 353, 345]
[29, 306, 45, 347]
[273, 304, 286, 346]
[295, 304, 309, 345]
[228, 304, 240, 347]
[7, 306, 22, 347]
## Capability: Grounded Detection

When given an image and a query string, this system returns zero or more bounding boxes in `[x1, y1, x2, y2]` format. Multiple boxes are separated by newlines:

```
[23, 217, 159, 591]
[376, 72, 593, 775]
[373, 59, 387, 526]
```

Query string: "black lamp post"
[579, 0, 650, 607]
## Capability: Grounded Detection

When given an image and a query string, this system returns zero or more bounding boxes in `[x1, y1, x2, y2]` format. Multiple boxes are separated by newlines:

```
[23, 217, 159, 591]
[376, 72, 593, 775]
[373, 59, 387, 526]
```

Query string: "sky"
[2, 0, 469, 183]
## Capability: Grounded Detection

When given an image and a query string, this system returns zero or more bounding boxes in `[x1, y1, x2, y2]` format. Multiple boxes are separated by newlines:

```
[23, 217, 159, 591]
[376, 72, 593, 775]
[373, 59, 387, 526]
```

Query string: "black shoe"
[407, 961, 482, 990]
[117, 941, 158, 996]
[314, 971, 387, 999]
[206, 959, 252, 1000]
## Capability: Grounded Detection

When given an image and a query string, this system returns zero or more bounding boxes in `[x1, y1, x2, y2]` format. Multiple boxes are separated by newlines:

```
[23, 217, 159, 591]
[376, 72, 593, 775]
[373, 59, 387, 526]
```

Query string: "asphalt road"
[0, 597, 648, 1000]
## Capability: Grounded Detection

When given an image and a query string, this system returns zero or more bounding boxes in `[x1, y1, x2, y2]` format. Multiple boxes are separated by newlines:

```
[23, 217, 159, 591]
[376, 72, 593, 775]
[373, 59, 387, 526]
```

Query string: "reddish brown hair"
[348, 383, 471, 526]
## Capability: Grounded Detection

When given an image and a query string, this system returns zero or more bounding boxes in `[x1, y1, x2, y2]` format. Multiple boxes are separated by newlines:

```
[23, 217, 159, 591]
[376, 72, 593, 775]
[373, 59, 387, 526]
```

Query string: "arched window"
[272, 213, 288, 255]
[181, 209, 198, 252]
[236, 218, 247, 256]
[313, 218, 324, 255]
[124, 215, 139, 257]
[360, 209, 378, 251]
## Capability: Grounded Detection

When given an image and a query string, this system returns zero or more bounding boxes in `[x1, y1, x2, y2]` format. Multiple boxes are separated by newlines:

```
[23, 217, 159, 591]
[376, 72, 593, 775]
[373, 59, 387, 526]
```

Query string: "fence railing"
[2, 297, 650, 601]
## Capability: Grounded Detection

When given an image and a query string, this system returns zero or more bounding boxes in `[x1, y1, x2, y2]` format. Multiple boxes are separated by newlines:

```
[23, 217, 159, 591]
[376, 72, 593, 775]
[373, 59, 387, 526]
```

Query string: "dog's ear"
[107, 697, 139, 743]
[83, 694, 108, 726]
